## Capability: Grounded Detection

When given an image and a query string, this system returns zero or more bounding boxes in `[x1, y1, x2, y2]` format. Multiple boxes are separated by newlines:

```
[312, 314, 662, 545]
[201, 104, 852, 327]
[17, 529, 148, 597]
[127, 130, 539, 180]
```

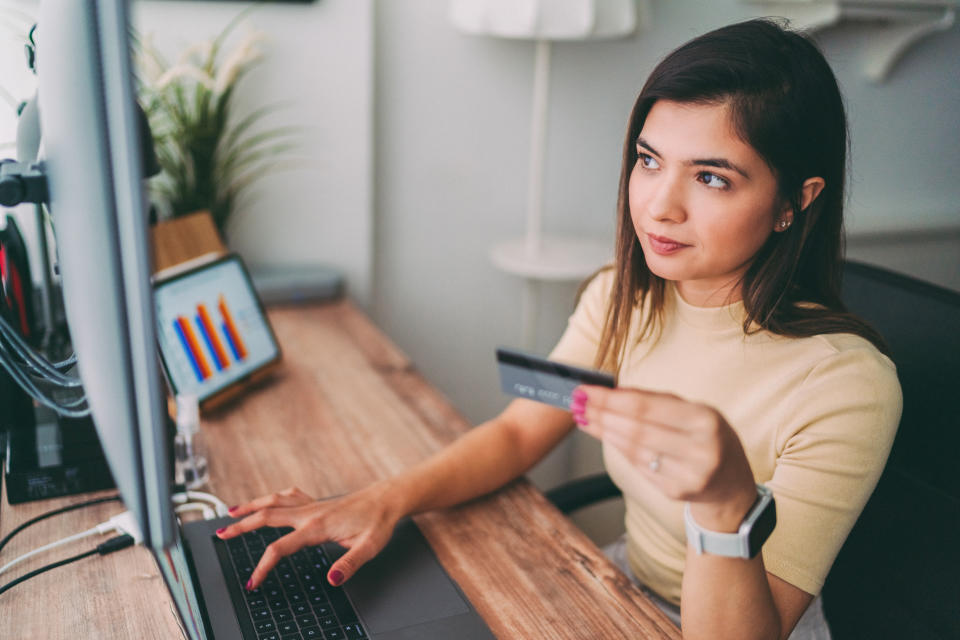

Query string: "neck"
[675, 278, 743, 308]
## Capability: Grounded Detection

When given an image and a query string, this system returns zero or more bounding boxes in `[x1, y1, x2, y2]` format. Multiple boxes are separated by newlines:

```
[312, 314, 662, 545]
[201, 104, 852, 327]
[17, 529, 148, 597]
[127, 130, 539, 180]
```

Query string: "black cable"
[0, 534, 134, 596]
[0, 493, 121, 555]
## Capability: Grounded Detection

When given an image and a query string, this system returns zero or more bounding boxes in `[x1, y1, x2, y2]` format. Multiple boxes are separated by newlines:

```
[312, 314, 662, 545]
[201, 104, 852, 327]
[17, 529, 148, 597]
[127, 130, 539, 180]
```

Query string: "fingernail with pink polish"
[569, 398, 585, 414]
[227, 505, 239, 513]
[216, 527, 226, 535]
[574, 415, 588, 426]
[329, 570, 344, 586]
[572, 388, 587, 403]
[245, 579, 253, 591]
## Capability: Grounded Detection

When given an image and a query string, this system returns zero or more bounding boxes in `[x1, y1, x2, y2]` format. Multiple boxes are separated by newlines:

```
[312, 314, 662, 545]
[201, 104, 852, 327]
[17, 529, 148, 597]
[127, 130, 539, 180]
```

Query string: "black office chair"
[545, 260, 960, 640]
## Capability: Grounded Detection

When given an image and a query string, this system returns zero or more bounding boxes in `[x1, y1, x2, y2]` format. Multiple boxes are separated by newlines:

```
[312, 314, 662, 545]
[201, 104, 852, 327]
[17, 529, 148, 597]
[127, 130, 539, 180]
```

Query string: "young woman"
[218, 19, 902, 639]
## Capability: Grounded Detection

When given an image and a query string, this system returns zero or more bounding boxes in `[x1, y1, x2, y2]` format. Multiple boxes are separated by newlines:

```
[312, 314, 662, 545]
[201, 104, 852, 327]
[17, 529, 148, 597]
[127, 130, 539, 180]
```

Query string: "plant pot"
[149, 210, 227, 275]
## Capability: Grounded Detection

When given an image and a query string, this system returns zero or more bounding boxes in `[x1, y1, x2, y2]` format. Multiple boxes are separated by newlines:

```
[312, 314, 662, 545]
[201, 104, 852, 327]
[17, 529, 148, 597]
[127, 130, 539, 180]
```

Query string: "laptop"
[169, 515, 494, 639]
[150, 258, 494, 639]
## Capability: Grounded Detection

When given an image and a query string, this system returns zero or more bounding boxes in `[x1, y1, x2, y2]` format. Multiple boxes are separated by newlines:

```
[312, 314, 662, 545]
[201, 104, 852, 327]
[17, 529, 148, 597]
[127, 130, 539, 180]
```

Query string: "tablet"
[153, 254, 281, 407]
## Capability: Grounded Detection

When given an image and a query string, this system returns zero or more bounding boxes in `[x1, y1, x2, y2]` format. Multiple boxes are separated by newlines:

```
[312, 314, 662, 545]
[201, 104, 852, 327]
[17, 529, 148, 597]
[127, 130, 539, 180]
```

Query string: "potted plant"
[136, 11, 298, 257]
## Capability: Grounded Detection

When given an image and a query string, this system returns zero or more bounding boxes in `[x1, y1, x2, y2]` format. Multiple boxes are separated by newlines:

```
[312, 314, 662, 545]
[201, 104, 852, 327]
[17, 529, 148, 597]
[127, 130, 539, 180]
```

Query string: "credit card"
[496, 347, 615, 410]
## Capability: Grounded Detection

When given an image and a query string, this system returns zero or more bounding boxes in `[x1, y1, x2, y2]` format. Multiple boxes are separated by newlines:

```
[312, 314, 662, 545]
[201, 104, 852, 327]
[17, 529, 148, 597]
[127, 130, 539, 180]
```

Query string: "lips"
[646, 233, 690, 255]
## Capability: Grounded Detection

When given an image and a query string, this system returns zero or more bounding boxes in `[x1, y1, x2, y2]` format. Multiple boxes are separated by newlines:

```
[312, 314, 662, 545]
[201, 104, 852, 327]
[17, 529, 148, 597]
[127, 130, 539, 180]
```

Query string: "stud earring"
[778, 220, 790, 230]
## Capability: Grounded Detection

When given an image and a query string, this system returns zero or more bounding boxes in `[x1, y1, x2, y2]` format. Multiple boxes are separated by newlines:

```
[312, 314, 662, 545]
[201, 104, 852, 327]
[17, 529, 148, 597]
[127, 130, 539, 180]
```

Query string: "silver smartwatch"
[684, 485, 776, 559]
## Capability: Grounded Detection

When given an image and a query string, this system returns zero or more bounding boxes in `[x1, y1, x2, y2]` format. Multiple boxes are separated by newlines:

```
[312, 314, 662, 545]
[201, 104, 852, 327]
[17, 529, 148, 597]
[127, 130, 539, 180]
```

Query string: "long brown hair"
[594, 19, 887, 371]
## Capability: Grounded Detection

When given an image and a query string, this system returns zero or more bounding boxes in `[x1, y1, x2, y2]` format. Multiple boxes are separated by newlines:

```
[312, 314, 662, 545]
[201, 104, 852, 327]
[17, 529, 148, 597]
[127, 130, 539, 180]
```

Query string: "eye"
[637, 152, 660, 170]
[698, 171, 729, 190]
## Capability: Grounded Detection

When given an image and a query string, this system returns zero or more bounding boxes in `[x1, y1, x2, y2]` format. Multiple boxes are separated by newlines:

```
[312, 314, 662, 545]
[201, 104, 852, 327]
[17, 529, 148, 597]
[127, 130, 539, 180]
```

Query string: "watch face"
[747, 498, 777, 558]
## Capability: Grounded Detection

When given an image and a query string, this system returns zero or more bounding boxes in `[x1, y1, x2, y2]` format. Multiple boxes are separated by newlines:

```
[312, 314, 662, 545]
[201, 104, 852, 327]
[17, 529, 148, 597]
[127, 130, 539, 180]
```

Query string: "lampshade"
[450, 0, 636, 41]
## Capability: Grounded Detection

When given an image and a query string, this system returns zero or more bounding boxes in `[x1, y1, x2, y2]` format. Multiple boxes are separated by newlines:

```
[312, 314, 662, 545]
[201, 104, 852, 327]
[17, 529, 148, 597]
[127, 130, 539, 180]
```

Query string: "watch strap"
[684, 485, 774, 559]
[684, 502, 752, 558]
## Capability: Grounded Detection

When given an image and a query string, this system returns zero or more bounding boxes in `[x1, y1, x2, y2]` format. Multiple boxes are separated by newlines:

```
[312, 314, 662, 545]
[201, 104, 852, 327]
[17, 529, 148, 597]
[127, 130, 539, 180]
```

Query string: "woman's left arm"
[574, 386, 812, 640]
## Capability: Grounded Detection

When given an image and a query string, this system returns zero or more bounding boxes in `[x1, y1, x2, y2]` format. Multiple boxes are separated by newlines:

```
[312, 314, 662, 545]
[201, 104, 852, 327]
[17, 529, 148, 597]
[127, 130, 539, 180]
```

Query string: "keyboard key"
[257, 633, 280, 640]
[311, 602, 332, 617]
[301, 627, 322, 639]
[276, 621, 298, 635]
[247, 597, 266, 609]
[319, 616, 338, 630]
[273, 609, 293, 623]
[293, 559, 311, 572]
[226, 537, 246, 551]
[293, 603, 310, 616]
[251, 608, 272, 621]
[343, 622, 367, 639]
[296, 614, 317, 628]
[325, 628, 344, 640]
[255, 619, 276, 634]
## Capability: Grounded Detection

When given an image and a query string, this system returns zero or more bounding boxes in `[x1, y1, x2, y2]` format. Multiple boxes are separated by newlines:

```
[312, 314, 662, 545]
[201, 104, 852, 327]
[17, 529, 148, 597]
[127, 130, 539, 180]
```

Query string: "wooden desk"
[1, 301, 680, 639]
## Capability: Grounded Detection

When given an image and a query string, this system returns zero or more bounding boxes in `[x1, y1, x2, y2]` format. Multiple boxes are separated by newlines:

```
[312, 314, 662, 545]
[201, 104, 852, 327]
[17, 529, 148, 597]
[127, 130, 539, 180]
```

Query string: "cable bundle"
[0, 311, 88, 417]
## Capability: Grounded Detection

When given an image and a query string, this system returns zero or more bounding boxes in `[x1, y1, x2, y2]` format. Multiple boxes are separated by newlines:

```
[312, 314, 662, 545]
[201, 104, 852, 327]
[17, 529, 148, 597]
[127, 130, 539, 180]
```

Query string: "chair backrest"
[821, 261, 960, 640]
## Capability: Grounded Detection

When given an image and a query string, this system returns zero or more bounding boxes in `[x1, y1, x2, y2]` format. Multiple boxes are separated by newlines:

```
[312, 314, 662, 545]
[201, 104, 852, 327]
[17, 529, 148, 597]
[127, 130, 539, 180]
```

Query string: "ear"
[798, 176, 826, 212]
[775, 177, 826, 231]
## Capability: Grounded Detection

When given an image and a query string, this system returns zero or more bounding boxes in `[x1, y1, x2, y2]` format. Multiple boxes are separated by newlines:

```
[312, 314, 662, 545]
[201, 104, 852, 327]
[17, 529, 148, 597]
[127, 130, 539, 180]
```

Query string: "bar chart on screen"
[171, 295, 250, 383]
[154, 257, 280, 402]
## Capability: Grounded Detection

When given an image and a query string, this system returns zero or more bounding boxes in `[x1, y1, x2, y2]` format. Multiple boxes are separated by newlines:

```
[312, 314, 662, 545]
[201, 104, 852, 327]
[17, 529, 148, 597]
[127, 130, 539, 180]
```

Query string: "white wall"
[371, 0, 960, 498]
[134, 0, 374, 306]
[0, 0, 375, 307]
[1, 1, 957, 533]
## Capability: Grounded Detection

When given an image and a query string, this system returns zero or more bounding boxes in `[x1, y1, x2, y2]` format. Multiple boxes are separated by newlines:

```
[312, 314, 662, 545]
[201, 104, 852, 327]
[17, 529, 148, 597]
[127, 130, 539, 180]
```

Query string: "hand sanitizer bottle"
[173, 394, 209, 489]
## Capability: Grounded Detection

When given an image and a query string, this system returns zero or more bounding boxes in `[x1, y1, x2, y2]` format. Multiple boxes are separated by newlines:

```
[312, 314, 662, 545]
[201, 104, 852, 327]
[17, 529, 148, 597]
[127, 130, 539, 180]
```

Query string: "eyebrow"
[636, 137, 751, 180]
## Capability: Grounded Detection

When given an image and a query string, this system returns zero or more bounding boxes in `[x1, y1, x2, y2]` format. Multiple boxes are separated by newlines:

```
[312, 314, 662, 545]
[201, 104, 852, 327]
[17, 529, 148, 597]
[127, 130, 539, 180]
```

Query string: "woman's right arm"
[218, 398, 574, 588]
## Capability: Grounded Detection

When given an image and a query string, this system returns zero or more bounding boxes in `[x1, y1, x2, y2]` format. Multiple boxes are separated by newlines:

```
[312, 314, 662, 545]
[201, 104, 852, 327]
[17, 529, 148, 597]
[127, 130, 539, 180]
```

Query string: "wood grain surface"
[1, 301, 680, 639]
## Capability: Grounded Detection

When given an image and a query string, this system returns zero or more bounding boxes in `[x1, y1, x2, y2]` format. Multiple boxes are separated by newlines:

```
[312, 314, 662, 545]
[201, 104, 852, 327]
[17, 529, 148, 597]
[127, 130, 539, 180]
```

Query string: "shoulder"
[577, 265, 616, 308]
[569, 266, 617, 323]
[779, 332, 902, 441]
[803, 333, 898, 390]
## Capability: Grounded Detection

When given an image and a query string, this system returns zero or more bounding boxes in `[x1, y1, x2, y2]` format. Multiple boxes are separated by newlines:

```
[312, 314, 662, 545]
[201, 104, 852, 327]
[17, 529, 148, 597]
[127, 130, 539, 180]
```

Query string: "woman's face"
[629, 99, 786, 306]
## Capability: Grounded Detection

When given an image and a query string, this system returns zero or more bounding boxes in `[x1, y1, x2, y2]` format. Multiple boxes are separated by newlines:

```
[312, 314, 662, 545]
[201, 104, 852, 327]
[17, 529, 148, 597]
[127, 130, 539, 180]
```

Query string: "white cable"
[184, 491, 229, 517]
[0, 520, 114, 577]
[0, 491, 230, 579]
[175, 503, 215, 520]
[172, 491, 229, 517]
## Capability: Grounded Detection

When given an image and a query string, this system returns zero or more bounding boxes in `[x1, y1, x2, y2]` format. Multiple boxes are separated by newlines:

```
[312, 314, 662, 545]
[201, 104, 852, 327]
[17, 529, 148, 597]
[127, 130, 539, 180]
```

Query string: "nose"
[644, 172, 686, 224]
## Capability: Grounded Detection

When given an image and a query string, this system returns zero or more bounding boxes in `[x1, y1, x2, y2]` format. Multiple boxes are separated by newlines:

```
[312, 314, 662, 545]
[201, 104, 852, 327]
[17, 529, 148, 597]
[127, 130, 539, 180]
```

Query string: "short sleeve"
[548, 268, 615, 369]
[762, 339, 903, 595]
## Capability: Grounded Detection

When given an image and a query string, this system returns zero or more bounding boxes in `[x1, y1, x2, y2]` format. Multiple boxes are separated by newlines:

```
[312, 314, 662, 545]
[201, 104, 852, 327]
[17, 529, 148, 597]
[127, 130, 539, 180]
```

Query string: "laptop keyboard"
[216, 526, 368, 640]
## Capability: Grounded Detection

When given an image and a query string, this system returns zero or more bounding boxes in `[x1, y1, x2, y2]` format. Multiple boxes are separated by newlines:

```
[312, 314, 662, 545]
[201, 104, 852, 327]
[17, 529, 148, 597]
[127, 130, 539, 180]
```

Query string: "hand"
[216, 484, 403, 590]
[571, 386, 758, 531]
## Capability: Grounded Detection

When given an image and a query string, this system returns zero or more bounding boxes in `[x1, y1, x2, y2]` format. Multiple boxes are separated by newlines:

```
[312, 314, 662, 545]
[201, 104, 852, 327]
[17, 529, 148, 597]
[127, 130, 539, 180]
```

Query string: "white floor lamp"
[450, 0, 639, 348]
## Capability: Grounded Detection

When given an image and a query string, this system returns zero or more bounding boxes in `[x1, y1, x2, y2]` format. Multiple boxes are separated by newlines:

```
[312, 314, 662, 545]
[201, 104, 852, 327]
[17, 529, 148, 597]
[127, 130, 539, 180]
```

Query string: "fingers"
[247, 527, 312, 589]
[579, 385, 711, 431]
[601, 417, 698, 465]
[327, 534, 384, 587]
[227, 487, 314, 518]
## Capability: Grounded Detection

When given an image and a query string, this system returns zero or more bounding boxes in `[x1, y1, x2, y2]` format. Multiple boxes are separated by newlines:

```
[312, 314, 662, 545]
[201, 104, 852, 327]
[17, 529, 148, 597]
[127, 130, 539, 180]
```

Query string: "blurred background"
[1, 0, 957, 544]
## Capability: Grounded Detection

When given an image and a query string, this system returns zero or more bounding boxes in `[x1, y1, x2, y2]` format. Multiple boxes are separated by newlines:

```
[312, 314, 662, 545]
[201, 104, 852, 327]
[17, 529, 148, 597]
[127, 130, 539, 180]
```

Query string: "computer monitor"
[38, 0, 171, 549]
[37, 1, 208, 637]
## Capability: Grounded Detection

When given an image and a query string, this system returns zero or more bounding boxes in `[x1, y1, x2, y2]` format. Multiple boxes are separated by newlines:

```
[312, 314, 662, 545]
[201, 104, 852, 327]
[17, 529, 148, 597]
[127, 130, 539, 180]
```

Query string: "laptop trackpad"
[325, 520, 470, 634]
